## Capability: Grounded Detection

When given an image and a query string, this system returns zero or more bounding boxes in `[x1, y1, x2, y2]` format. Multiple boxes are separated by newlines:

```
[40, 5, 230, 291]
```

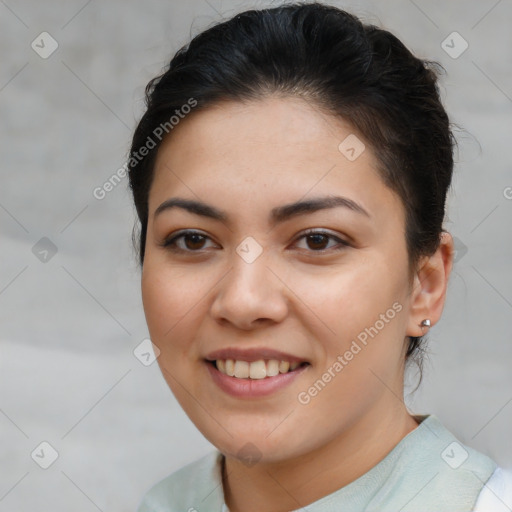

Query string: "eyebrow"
[154, 195, 371, 226]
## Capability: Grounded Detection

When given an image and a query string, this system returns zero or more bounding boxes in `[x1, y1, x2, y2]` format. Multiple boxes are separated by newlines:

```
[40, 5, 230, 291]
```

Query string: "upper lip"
[205, 347, 309, 363]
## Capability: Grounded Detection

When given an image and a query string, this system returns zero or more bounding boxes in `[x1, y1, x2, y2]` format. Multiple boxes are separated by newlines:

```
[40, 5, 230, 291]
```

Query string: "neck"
[222, 403, 419, 512]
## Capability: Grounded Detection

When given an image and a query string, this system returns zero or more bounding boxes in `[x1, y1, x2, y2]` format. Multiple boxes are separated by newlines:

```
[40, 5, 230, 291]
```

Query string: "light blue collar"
[137, 414, 497, 512]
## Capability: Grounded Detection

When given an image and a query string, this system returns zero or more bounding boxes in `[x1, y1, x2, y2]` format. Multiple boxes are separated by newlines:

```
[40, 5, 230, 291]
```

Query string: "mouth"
[207, 359, 311, 380]
[205, 358, 310, 398]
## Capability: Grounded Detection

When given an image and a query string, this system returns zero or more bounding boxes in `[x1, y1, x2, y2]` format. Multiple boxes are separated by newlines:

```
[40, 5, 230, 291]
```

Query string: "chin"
[205, 427, 309, 465]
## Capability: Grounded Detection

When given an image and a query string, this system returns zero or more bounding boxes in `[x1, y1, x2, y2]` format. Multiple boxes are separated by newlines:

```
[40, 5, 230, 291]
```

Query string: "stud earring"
[420, 319, 431, 328]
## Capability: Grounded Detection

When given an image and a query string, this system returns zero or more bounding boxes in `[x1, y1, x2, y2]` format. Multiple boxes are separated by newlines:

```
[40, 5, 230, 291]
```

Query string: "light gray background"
[1, 0, 511, 510]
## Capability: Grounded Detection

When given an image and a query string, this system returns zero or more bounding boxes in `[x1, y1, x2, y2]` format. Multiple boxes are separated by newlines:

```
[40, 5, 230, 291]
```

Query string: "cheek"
[301, 258, 408, 368]
[141, 261, 206, 348]
[296, 262, 395, 331]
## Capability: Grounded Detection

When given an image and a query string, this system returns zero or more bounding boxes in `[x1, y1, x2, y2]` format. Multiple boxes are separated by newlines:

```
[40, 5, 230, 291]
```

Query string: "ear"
[406, 231, 455, 337]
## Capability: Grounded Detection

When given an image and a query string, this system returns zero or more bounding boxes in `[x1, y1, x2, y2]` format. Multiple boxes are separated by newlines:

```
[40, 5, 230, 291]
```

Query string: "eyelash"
[160, 229, 350, 254]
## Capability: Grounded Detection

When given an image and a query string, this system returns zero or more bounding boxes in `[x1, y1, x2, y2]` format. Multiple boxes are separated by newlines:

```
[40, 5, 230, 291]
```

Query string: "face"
[141, 96, 417, 463]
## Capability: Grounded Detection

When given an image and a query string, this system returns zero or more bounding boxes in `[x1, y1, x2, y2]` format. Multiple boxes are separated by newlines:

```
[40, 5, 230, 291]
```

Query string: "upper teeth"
[216, 359, 302, 379]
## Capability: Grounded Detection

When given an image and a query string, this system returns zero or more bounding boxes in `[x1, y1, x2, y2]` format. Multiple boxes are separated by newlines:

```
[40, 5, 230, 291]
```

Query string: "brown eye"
[305, 233, 330, 250]
[183, 233, 207, 250]
[294, 230, 350, 252]
[162, 230, 216, 252]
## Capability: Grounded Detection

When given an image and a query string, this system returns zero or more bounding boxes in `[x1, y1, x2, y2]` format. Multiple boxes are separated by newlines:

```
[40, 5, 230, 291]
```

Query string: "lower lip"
[205, 361, 309, 398]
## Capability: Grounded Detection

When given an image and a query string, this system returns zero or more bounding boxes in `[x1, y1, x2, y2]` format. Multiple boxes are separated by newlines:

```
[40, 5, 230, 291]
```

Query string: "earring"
[420, 319, 431, 328]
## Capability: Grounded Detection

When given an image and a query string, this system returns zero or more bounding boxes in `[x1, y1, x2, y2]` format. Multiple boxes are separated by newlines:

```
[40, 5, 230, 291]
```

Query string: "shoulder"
[136, 450, 225, 512]
[382, 415, 500, 511]
[473, 467, 512, 511]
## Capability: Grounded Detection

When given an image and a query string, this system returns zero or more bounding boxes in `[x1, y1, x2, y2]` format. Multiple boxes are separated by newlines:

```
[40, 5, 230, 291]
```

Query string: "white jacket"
[473, 467, 512, 511]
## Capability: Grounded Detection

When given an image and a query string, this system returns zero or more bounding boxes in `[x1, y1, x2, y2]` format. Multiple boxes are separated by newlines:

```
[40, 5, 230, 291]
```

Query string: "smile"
[214, 359, 307, 379]
[206, 359, 310, 398]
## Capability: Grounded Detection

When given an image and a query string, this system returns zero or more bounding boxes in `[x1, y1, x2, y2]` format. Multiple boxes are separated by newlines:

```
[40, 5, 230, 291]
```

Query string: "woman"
[128, 3, 511, 511]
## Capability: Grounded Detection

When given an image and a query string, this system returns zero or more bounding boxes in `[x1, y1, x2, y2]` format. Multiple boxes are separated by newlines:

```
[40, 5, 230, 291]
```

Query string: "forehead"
[154, 96, 363, 170]
[149, 96, 403, 223]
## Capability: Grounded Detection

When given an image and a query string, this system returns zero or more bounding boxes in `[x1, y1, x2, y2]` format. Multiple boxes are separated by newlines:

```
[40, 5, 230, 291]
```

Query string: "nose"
[210, 250, 289, 330]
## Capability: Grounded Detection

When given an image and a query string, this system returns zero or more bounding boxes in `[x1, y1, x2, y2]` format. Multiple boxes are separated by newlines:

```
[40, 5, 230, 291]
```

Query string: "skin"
[141, 95, 454, 512]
